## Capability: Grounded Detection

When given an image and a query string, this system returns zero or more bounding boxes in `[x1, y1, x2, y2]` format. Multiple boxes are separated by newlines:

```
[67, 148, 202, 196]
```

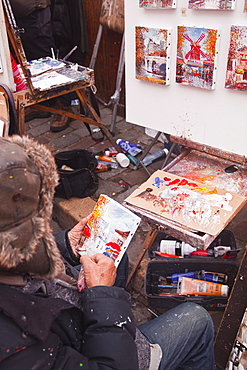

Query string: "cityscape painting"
[176, 26, 219, 90]
[225, 25, 247, 91]
[188, 0, 235, 10]
[139, 0, 176, 9]
[135, 26, 171, 85]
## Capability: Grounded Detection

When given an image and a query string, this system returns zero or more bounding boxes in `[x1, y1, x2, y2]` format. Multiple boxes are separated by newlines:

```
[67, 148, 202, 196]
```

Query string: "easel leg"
[135, 131, 162, 175]
[17, 99, 25, 135]
[76, 88, 121, 151]
[28, 89, 121, 152]
[126, 227, 159, 288]
[214, 246, 247, 369]
[110, 32, 125, 135]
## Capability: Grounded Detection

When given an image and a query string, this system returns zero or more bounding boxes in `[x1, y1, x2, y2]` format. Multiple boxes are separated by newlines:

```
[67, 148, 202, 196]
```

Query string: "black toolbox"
[145, 230, 239, 311]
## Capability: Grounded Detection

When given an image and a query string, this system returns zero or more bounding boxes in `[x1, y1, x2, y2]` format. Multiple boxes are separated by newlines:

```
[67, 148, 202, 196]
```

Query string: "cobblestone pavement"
[25, 104, 247, 329]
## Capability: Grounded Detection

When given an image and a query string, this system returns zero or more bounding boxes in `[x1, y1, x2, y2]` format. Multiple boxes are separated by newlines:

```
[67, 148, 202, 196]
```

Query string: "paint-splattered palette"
[165, 150, 247, 197]
[125, 170, 246, 236]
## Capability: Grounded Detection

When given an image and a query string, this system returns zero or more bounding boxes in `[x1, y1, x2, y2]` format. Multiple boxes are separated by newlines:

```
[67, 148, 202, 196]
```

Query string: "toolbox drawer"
[145, 229, 239, 311]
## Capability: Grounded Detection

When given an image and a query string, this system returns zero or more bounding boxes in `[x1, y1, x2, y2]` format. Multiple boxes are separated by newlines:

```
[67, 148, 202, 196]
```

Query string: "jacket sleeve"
[0, 286, 139, 370]
[53, 229, 80, 266]
[81, 286, 139, 369]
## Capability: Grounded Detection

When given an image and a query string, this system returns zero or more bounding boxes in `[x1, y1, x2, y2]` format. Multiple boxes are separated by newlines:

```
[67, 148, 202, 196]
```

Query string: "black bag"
[54, 149, 99, 199]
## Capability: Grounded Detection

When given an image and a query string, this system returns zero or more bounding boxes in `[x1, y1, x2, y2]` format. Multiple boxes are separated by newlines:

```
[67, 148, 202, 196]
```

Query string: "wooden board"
[125, 170, 246, 237]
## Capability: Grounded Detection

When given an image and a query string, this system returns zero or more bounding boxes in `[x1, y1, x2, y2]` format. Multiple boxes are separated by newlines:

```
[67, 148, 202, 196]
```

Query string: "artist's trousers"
[138, 302, 214, 370]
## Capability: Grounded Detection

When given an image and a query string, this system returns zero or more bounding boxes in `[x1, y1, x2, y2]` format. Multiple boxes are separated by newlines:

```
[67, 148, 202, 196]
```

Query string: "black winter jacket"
[0, 231, 139, 369]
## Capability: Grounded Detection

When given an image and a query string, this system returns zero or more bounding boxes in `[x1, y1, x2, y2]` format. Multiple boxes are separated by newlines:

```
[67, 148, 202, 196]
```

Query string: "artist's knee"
[180, 302, 214, 334]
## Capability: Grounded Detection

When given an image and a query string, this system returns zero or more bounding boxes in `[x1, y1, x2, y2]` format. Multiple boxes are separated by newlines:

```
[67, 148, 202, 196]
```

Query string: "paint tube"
[160, 239, 198, 257]
[141, 148, 168, 167]
[96, 155, 117, 163]
[97, 160, 118, 169]
[214, 246, 231, 257]
[166, 270, 227, 284]
[94, 163, 112, 172]
[105, 147, 119, 156]
[178, 277, 229, 297]
[126, 153, 139, 165]
[61, 165, 74, 171]
[190, 246, 232, 258]
[116, 139, 142, 156]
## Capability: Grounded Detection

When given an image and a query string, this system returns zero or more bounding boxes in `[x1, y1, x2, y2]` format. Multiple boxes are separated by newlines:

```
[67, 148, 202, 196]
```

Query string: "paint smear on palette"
[166, 150, 247, 196]
[125, 170, 246, 235]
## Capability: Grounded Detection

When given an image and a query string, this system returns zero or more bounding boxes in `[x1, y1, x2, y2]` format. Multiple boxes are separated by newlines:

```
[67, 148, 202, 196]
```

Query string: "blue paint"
[152, 176, 164, 188]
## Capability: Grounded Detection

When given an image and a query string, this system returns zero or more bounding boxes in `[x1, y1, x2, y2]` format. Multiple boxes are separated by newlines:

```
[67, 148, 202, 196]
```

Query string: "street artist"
[0, 135, 214, 369]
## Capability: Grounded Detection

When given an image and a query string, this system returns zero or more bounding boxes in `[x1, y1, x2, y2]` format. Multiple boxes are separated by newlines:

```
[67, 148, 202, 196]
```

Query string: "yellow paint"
[193, 186, 208, 192]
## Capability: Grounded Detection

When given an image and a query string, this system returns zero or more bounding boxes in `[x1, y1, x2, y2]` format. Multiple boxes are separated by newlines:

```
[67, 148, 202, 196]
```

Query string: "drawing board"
[125, 0, 247, 158]
[125, 170, 246, 236]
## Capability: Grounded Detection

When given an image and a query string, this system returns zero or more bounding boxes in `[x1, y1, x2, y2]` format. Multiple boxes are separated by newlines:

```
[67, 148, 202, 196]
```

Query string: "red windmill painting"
[176, 26, 219, 90]
[183, 33, 210, 61]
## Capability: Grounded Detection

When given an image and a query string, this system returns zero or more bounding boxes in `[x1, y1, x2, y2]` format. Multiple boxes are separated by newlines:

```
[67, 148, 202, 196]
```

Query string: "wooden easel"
[2, 0, 121, 151]
[89, 0, 125, 135]
[125, 141, 247, 278]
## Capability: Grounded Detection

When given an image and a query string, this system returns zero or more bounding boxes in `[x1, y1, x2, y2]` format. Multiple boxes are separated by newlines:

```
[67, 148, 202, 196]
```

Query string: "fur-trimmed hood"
[0, 135, 64, 279]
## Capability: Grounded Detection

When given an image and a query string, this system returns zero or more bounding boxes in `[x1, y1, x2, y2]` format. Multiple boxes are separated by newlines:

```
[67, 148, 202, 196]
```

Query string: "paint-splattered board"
[164, 149, 247, 197]
[125, 170, 246, 237]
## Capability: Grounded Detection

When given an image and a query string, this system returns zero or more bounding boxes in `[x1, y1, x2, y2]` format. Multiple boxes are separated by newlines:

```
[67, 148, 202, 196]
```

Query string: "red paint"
[83, 225, 91, 238]
[164, 176, 171, 181]
[179, 179, 189, 186]
[167, 178, 180, 186]
[188, 182, 198, 187]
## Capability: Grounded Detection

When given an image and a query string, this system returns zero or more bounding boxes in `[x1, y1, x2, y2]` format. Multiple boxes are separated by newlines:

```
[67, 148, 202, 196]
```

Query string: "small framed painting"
[135, 26, 171, 85]
[176, 25, 220, 90]
[225, 25, 247, 91]
[188, 0, 235, 10]
[139, 0, 176, 9]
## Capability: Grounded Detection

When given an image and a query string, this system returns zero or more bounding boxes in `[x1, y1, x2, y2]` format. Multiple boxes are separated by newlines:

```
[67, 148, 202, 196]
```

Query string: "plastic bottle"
[116, 139, 142, 156]
[141, 148, 168, 167]
[116, 153, 130, 168]
[160, 240, 198, 257]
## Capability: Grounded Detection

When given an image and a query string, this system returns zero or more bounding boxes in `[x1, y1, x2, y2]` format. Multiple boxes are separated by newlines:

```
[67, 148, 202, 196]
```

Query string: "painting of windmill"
[176, 26, 219, 90]
[188, 0, 235, 10]
[136, 26, 171, 85]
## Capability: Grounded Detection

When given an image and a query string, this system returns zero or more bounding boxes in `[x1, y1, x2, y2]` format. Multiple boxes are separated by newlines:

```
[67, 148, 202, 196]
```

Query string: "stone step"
[53, 196, 96, 230]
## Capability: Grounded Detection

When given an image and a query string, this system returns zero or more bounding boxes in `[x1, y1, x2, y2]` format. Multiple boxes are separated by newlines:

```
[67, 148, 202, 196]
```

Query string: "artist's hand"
[68, 215, 91, 257]
[80, 254, 116, 288]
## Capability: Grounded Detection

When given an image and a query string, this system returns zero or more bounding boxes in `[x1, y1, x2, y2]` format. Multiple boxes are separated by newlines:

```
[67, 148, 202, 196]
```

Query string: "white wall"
[125, 0, 247, 157]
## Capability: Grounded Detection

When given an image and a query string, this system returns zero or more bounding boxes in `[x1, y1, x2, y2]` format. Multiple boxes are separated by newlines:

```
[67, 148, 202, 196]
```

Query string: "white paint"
[125, 0, 247, 157]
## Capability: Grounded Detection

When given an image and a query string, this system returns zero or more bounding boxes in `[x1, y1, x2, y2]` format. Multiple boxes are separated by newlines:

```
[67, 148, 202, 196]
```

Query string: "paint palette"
[125, 170, 246, 236]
